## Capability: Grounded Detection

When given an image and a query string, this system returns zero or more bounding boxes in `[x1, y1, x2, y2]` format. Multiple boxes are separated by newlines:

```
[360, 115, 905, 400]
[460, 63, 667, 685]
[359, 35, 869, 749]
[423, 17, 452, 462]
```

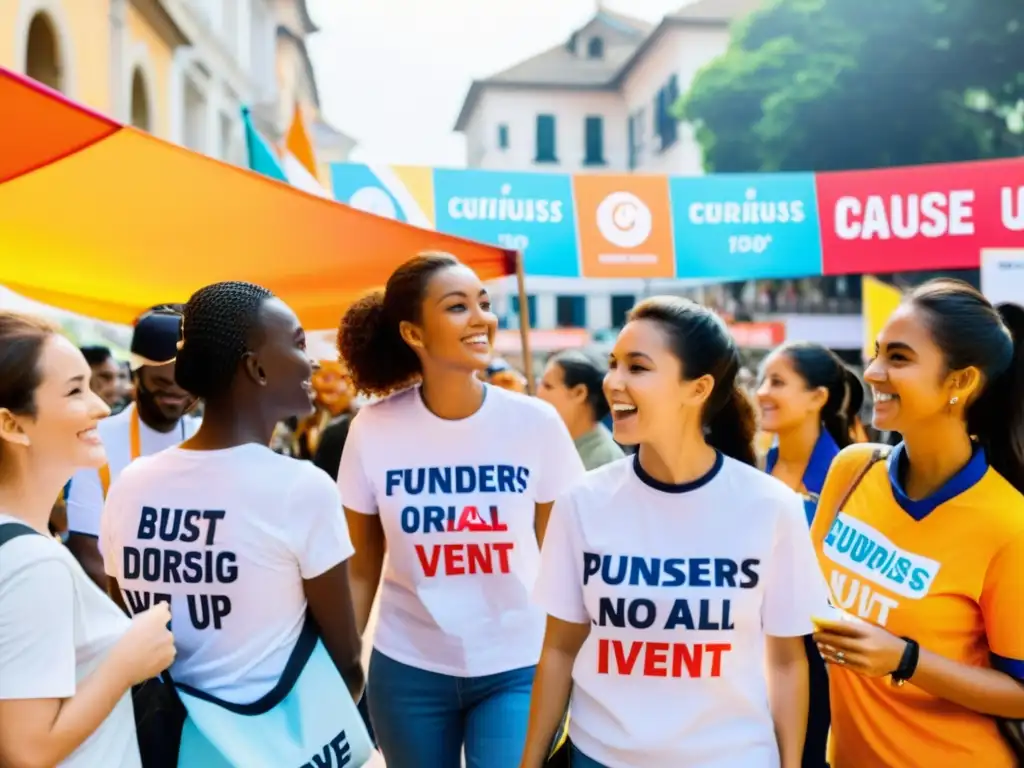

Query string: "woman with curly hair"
[337, 252, 585, 768]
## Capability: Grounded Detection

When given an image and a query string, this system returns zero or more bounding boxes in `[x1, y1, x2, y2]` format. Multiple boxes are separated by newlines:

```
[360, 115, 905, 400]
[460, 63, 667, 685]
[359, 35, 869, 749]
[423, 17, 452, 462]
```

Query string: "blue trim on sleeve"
[992, 653, 1024, 681]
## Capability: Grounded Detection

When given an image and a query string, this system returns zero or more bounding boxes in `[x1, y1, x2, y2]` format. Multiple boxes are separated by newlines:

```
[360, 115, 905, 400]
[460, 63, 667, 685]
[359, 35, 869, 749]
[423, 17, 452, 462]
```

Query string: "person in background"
[338, 252, 585, 768]
[0, 312, 175, 768]
[537, 350, 623, 471]
[485, 358, 529, 394]
[521, 297, 826, 768]
[101, 282, 364, 704]
[310, 361, 358, 479]
[65, 308, 199, 588]
[81, 345, 122, 410]
[811, 279, 1024, 768]
[283, 360, 356, 462]
[756, 341, 865, 768]
[115, 360, 133, 413]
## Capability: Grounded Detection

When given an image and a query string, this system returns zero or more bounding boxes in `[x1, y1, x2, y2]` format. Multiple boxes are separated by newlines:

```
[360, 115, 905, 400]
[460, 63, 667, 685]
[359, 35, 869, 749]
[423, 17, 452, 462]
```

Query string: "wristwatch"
[890, 637, 920, 687]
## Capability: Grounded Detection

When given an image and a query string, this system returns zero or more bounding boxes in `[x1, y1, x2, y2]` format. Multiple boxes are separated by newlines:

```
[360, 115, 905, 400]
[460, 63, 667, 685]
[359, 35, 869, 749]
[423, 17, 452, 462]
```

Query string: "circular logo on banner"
[596, 192, 653, 249]
[349, 186, 398, 220]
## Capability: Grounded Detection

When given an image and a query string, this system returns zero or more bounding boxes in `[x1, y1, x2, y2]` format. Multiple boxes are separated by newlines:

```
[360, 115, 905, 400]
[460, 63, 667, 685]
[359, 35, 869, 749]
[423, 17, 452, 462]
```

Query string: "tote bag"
[174, 618, 373, 768]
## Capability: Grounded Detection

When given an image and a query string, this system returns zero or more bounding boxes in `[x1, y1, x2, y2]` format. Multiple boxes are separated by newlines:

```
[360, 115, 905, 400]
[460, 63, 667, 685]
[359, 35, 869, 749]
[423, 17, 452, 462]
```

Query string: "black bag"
[132, 675, 185, 768]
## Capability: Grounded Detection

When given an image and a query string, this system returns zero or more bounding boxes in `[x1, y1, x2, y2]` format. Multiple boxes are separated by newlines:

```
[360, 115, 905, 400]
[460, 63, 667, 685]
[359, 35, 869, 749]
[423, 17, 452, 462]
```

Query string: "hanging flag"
[241, 106, 288, 183]
[281, 102, 331, 198]
[861, 275, 903, 362]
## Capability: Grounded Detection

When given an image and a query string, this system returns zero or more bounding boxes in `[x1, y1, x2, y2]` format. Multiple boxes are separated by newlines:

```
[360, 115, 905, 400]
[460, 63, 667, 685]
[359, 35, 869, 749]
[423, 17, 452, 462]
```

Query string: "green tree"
[677, 0, 1024, 173]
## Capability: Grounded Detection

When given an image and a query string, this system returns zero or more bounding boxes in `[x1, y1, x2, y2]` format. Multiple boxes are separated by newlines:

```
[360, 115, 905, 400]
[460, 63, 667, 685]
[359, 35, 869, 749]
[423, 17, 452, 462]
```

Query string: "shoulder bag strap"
[815, 447, 890, 545]
[0, 522, 41, 547]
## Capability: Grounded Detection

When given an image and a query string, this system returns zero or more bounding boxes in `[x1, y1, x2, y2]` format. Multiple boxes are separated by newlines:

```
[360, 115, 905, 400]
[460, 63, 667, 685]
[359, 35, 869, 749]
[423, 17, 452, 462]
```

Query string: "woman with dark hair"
[0, 312, 175, 768]
[337, 252, 584, 767]
[811, 279, 1024, 768]
[100, 283, 365, 758]
[522, 297, 827, 768]
[538, 350, 623, 471]
[755, 342, 866, 768]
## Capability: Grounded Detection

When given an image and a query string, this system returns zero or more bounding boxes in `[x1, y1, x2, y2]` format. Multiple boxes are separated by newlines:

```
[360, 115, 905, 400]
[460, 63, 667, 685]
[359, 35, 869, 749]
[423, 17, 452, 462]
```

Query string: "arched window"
[25, 12, 63, 92]
[587, 37, 604, 59]
[130, 68, 151, 131]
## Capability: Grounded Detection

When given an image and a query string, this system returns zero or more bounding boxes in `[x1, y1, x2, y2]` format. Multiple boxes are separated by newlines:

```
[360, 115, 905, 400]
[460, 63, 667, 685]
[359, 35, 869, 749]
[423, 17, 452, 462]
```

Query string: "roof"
[454, 1, 760, 131]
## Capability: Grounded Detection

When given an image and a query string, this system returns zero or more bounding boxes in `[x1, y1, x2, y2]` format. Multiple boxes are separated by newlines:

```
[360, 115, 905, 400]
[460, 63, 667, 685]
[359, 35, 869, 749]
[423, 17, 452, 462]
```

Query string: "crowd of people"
[0, 252, 1023, 768]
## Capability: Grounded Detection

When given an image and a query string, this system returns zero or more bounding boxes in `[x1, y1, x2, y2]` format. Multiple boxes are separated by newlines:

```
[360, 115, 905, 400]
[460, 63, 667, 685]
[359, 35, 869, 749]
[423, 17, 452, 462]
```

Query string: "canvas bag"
[173, 617, 374, 768]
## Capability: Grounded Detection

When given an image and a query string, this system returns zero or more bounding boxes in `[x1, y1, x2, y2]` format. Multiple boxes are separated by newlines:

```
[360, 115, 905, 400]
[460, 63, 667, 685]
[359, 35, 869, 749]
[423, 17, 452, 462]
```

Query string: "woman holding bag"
[101, 282, 371, 766]
[811, 279, 1024, 768]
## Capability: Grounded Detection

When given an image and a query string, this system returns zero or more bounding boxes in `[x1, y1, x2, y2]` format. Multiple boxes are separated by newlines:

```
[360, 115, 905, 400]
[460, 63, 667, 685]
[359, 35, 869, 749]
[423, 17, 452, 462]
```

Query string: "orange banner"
[0, 69, 514, 329]
[572, 175, 675, 279]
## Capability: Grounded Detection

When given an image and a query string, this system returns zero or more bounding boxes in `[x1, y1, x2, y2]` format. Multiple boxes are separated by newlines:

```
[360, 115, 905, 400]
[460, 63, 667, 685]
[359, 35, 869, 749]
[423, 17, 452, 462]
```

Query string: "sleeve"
[100, 477, 126, 578]
[533, 493, 590, 624]
[762, 490, 831, 637]
[0, 557, 77, 700]
[981, 533, 1024, 680]
[288, 468, 356, 579]
[337, 411, 377, 515]
[64, 467, 105, 537]
[533, 408, 587, 504]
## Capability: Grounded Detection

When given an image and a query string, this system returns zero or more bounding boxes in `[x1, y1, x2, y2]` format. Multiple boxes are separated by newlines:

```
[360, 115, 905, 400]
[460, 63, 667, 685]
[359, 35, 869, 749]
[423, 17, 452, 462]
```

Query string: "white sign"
[980, 248, 1024, 306]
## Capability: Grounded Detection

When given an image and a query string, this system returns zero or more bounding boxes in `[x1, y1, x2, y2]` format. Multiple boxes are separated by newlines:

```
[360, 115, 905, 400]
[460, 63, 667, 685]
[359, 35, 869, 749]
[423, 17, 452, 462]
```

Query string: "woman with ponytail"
[755, 342, 865, 768]
[337, 253, 584, 768]
[521, 297, 827, 768]
[810, 279, 1024, 768]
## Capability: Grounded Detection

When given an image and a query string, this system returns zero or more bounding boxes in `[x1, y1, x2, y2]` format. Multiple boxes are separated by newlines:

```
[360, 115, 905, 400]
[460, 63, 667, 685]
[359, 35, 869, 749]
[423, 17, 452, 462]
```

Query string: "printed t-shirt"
[66, 404, 200, 537]
[811, 443, 1024, 768]
[339, 384, 585, 677]
[0, 514, 140, 768]
[535, 453, 828, 768]
[100, 444, 353, 704]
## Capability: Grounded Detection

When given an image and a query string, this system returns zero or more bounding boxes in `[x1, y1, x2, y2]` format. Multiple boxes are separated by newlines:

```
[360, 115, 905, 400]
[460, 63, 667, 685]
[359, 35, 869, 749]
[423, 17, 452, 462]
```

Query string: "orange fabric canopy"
[0, 68, 515, 329]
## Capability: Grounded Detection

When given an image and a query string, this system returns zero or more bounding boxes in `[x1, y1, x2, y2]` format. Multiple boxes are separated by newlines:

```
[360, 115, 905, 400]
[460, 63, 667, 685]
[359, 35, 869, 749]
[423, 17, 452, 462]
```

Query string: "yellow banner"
[861, 276, 902, 362]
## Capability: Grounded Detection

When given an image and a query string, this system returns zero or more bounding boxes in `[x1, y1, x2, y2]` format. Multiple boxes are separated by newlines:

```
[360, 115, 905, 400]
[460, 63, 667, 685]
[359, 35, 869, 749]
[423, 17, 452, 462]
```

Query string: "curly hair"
[175, 281, 274, 399]
[338, 252, 460, 397]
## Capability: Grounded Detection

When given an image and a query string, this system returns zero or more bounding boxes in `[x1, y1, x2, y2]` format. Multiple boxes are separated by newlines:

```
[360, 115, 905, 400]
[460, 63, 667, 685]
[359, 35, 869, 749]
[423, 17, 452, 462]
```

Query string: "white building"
[453, 0, 861, 352]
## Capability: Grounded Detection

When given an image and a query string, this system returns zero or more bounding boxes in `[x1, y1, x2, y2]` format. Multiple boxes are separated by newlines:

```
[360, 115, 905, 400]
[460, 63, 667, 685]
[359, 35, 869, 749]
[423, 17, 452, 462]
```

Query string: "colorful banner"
[861, 276, 903, 362]
[332, 158, 1024, 282]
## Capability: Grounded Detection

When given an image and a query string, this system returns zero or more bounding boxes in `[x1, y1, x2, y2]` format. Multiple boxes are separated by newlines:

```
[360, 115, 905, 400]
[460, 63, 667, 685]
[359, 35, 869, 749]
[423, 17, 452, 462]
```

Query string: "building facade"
[455, 0, 861, 352]
[0, 0, 354, 173]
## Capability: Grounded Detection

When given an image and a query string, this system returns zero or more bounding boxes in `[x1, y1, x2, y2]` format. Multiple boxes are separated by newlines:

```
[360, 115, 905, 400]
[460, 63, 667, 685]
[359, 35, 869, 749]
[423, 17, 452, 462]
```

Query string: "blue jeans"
[367, 649, 535, 768]
[570, 744, 606, 767]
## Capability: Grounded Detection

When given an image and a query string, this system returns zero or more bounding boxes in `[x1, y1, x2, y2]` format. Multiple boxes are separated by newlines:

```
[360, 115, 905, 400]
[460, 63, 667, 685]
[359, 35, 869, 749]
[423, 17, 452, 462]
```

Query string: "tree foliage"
[677, 0, 1024, 173]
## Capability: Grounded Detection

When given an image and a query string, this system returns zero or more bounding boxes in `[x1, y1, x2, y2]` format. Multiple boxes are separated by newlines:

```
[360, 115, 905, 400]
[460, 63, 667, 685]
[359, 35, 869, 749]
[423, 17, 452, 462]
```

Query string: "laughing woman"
[756, 342, 866, 768]
[521, 297, 828, 768]
[811, 279, 1024, 768]
[337, 253, 584, 768]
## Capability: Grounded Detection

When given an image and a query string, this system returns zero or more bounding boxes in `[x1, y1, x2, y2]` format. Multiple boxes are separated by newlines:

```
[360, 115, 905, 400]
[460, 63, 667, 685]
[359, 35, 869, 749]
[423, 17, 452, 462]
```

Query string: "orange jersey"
[811, 443, 1024, 768]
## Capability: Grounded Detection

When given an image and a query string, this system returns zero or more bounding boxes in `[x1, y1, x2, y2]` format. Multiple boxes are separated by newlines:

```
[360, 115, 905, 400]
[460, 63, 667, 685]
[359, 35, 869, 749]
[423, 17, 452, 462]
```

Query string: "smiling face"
[136, 361, 191, 428]
[401, 264, 498, 373]
[312, 361, 353, 416]
[0, 335, 110, 471]
[538, 359, 587, 427]
[603, 318, 712, 446]
[864, 303, 966, 434]
[246, 298, 316, 421]
[756, 351, 828, 434]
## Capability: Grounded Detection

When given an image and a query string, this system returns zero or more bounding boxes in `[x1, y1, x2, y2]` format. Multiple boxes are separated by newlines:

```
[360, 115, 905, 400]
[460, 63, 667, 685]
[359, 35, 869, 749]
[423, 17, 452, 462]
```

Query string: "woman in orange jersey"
[810, 279, 1024, 768]
[756, 342, 866, 768]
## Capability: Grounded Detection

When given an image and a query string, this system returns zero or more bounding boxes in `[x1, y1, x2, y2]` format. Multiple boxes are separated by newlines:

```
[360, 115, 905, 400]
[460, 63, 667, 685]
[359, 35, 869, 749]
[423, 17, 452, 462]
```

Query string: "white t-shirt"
[66, 404, 200, 537]
[339, 384, 585, 677]
[535, 453, 829, 768]
[0, 514, 140, 768]
[100, 444, 354, 703]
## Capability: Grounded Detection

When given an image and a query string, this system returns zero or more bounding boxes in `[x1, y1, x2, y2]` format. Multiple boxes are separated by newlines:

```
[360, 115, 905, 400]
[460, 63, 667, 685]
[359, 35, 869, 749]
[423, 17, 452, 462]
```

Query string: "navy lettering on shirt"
[121, 506, 237, 630]
[386, 464, 529, 578]
[585, 553, 763, 680]
[299, 729, 352, 768]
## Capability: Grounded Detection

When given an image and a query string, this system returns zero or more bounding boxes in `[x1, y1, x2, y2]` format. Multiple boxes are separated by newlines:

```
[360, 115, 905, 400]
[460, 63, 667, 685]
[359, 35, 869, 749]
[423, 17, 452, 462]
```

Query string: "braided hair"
[175, 281, 274, 400]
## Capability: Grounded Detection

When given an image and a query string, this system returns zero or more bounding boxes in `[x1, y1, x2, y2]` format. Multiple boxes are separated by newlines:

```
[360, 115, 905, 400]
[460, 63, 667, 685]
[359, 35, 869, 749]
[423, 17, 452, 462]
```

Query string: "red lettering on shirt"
[415, 542, 515, 577]
[596, 639, 732, 678]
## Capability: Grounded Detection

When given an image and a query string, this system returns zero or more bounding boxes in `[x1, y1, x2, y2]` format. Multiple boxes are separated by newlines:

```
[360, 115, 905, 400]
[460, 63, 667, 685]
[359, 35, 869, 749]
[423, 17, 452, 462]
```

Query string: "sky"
[306, 0, 686, 168]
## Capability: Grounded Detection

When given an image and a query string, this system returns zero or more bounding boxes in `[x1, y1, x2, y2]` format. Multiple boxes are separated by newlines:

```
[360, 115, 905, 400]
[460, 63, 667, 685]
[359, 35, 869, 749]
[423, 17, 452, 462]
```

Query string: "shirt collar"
[765, 428, 841, 495]
[887, 441, 988, 521]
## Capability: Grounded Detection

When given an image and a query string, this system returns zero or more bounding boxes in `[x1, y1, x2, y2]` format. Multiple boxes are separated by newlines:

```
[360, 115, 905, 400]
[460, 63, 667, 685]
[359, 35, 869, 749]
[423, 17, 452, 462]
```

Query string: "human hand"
[813, 616, 906, 678]
[113, 602, 176, 686]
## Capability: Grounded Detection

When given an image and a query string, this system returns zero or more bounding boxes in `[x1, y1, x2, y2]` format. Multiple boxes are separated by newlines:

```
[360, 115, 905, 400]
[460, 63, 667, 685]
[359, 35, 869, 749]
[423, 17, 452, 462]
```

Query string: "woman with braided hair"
[754, 341, 865, 768]
[100, 283, 365, 742]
